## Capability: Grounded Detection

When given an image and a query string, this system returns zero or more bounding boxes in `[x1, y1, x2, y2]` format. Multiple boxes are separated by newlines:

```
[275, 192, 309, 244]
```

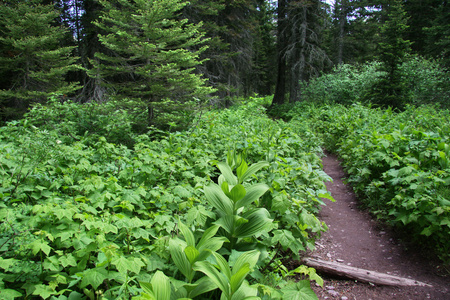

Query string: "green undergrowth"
[289, 102, 450, 264]
[0, 97, 331, 299]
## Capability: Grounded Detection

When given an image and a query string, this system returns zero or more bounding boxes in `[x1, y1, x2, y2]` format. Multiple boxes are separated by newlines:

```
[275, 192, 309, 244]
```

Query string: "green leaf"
[193, 260, 230, 299]
[235, 208, 272, 238]
[59, 253, 77, 268]
[30, 239, 52, 256]
[178, 221, 195, 247]
[111, 256, 129, 274]
[230, 263, 250, 294]
[211, 252, 232, 280]
[80, 267, 108, 289]
[129, 257, 145, 274]
[140, 282, 155, 297]
[0, 289, 23, 300]
[32, 284, 56, 299]
[229, 184, 246, 203]
[197, 225, 220, 250]
[169, 239, 192, 281]
[239, 161, 269, 183]
[151, 271, 171, 300]
[0, 258, 16, 271]
[281, 280, 318, 300]
[235, 183, 269, 210]
[230, 281, 259, 300]
[188, 276, 218, 298]
[184, 245, 200, 264]
[204, 183, 234, 216]
[231, 250, 260, 279]
[217, 162, 238, 185]
[215, 215, 236, 235]
[272, 230, 305, 254]
[236, 160, 248, 180]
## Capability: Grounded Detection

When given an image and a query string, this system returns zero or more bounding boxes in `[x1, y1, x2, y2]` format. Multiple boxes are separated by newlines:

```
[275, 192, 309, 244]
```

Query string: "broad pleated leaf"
[235, 208, 272, 238]
[211, 252, 232, 279]
[230, 263, 250, 293]
[187, 276, 218, 298]
[140, 282, 156, 298]
[178, 221, 195, 247]
[230, 281, 259, 300]
[204, 183, 234, 216]
[214, 215, 235, 235]
[197, 236, 229, 261]
[197, 225, 220, 250]
[193, 261, 230, 299]
[169, 239, 192, 281]
[232, 250, 260, 275]
[150, 271, 171, 300]
[217, 162, 238, 185]
[229, 184, 246, 203]
[184, 245, 200, 265]
[221, 181, 231, 197]
[235, 183, 269, 209]
[239, 161, 269, 183]
[236, 160, 248, 180]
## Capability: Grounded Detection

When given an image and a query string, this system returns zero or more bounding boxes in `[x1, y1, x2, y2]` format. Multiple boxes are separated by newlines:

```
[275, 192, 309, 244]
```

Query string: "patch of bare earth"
[308, 152, 449, 300]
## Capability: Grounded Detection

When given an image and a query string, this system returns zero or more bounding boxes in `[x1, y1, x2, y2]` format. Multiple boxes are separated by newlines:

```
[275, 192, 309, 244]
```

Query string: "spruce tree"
[90, 0, 214, 125]
[0, 0, 81, 121]
[366, 0, 412, 109]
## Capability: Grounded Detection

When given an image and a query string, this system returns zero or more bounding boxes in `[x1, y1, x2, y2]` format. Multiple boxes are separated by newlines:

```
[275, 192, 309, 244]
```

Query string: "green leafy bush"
[0, 98, 329, 299]
[291, 103, 450, 263]
[300, 57, 450, 109]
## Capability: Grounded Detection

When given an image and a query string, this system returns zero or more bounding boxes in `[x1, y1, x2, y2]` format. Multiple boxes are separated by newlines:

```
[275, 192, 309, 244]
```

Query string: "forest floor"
[308, 151, 449, 300]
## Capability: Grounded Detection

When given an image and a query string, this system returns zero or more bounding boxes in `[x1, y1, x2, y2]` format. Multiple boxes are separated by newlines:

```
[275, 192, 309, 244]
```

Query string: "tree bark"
[302, 257, 433, 287]
[272, 0, 288, 106]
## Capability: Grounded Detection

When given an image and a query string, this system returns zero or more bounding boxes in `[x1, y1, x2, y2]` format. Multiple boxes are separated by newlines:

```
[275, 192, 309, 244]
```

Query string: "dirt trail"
[309, 152, 449, 300]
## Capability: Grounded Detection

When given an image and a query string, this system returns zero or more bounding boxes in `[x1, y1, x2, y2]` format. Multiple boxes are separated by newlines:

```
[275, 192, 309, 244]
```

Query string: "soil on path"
[309, 151, 449, 300]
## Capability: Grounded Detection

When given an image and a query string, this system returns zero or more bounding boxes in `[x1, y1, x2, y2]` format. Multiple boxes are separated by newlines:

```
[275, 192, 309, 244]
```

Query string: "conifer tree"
[0, 0, 81, 121]
[366, 0, 412, 109]
[90, 0, 214, 124]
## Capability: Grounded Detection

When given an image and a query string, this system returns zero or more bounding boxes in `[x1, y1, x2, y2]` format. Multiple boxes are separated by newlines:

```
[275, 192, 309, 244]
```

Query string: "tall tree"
[403, 0, 441, 55]
[329, 0, 381, 65]
[273, 0, 330, 105]
[89, 0, 214, 124]
[424, 1, 450, 67]
[0, 0, 80, 121]
[366, 0, 412, 109]
[272, 0, 288, 105]
[184, 0, 267, 99]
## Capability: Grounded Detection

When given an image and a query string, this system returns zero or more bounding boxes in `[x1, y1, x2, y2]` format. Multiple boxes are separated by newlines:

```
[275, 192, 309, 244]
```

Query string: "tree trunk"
[303, 257, 433, 287]
[272, 0, 288, 106]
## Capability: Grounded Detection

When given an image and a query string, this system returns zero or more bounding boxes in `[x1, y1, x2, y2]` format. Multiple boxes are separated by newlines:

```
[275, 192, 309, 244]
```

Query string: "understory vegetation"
[0, 98, 330, 299]
[289, 103, 450, 264]
[1, 94, 449, 299]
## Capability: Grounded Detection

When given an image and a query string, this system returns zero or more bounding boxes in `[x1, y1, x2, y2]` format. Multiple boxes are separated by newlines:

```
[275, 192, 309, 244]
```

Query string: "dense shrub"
[290, 103, 450, 263]
[301, 57, 450, 108]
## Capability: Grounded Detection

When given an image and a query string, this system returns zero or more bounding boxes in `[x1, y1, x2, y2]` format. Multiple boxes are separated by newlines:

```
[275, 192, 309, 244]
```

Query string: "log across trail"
[308, 151, 449, 300]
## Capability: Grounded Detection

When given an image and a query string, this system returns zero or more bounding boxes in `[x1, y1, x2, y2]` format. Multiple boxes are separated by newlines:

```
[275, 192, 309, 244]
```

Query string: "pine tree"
[273, 0, 330, 104]
[366, 0, 412, 109]
[424, 1, 450, 68]
[0, 0, 81, 121]
[90, 0, 214, 124]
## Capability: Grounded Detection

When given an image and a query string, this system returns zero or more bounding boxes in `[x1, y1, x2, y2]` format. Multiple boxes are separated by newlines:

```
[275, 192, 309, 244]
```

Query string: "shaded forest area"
[0, 0, 449, 126]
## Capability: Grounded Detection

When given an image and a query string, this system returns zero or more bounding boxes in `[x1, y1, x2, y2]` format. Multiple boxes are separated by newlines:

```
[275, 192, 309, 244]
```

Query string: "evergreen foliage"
[0, 0, 81, 122]
[89, 0, 214, 124]
[365, 0, 412, 109]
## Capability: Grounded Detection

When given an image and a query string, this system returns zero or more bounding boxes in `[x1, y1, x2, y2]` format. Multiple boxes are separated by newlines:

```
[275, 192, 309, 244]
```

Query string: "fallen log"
[302, 257, 433, 287]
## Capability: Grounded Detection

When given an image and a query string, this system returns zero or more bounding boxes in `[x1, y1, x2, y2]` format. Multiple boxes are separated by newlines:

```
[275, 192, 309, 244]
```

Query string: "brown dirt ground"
[308, 151, 449, 300]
